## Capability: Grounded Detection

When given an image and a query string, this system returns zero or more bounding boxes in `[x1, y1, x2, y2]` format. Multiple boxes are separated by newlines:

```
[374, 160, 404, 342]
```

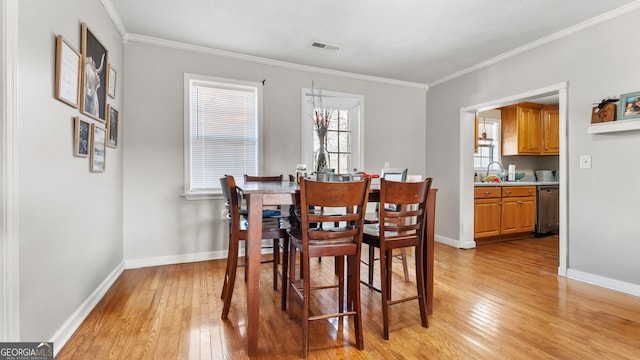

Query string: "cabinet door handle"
[504, 191, 512, 195]
[483, 191, 492, 195]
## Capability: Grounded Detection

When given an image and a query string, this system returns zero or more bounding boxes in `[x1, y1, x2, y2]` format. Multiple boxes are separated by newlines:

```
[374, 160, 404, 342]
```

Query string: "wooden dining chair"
[363, 169, 410, 287]
[362, 177, 432, 339]
[219, 175, 289, 319]
[243, 173, 291, 287]
[287, 178, 371, 358]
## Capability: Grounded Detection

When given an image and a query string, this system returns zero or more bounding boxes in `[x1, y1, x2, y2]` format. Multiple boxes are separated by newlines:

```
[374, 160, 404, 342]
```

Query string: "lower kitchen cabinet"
[474, 198, 501, 237]
[474, 185, 536, 242]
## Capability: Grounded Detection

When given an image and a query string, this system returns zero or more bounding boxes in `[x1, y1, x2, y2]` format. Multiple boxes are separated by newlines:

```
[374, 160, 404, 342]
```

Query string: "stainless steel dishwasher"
[536, 185, 559, 236]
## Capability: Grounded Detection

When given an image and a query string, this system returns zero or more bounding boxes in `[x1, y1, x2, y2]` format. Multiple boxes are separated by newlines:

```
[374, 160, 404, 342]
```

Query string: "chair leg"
[348, 253, 364, 350]
[336, 256, 345, 313]
[368, 244, 375, 286]
[380, 249, 391, 340]
[273, 238, 280, 291]
[415, 244, 429, 328]
[401, 248, 410, 282]
[221, 239, 241, 319]
[281, 236, 289, 311]
[301, 251, 311, 358]
[287, 242, 296, 318]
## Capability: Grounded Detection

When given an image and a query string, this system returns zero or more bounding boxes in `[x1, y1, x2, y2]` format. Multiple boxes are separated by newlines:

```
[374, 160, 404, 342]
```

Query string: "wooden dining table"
[237, 180, 437, 355]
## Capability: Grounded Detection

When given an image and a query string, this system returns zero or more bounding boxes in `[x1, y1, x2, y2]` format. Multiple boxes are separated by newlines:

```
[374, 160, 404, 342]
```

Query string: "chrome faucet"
[486, 161, 504, 180]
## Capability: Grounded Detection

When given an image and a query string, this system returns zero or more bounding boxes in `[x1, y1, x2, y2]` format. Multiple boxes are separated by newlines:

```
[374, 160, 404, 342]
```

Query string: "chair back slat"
[244, 174, 283, 182]
[298, 178, 370, 252]
[378, 178, 433, 247]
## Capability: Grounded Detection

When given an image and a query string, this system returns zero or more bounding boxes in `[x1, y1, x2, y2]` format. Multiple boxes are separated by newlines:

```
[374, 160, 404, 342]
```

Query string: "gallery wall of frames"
[55, 22, 119, 173]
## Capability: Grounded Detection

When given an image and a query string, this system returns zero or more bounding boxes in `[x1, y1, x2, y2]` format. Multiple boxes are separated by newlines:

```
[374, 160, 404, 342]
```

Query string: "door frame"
[459, 82, 568, 276]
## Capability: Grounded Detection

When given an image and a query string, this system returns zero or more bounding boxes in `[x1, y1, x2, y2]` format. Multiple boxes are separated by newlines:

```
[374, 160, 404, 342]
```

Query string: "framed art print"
[107, 64, 116, 98]
[90, 123, 107, 172]
[73, 116, 90, 157]
[106, 104, 119, 148]
[618, 91, 640, 120]
[80, 23, 108, 122]
[54, 35, 80, 108]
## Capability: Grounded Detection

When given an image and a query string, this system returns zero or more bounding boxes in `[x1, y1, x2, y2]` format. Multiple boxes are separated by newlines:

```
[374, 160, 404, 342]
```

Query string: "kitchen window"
[183, 73, 262, 198]
[474, 118, 500, 171]
[301, 88, 363, 174]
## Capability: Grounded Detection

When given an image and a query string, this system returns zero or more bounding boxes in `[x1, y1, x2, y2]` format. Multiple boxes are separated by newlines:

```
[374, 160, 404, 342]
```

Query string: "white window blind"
[184, 74, 260, 196]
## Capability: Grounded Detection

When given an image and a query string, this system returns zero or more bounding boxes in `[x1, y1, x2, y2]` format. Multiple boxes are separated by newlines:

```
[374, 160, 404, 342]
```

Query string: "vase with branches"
[310, 81, 332, 172]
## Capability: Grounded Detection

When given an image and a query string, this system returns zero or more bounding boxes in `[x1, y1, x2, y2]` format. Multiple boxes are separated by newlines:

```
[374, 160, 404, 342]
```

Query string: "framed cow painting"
[80, 23, 108, 122]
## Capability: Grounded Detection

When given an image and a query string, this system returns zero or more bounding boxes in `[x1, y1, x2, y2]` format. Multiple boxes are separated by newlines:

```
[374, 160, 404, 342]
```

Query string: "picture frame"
[617, 91, 640, 120]
[106, 104, 119, 148]
[90, 123, 107, 173]
[73, 116, 90, 157]
[54, 35, 80, 108]
[80, 23, 108, 122]
[107, 63, 116, 98]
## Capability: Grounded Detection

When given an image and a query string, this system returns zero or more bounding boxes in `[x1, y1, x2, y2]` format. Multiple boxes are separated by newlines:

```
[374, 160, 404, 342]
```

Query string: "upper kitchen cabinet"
[501, 102, 558, 156]
[541, 105, 559, 154]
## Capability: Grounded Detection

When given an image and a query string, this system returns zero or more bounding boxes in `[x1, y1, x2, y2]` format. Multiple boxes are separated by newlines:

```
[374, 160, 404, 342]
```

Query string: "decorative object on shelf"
[617, 91, 640, 121]
[309, 81, 333, 172]
[81, 23, 108, 122]
[591, 98, 618, 123]
[54, 35, 80, 108]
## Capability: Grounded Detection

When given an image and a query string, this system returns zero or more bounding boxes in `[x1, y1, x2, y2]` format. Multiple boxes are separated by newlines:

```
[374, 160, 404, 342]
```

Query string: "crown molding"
[429, 1, 640, 87]
[100, 0, 127, 38]
[125, 33, 428, 91]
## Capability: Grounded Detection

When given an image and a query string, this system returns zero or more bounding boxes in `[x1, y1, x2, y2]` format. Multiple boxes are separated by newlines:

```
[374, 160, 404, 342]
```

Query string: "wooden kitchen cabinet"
[542, 105, 559, 154]
[474, 187, 501, 238]
[501, 102, 543, 155]
[500, 186, 536, 235]
[474, 186, 536, 242]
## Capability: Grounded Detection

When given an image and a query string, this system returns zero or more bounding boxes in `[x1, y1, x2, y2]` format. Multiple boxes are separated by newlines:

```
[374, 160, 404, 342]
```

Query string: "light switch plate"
[580, 155, 592, 169]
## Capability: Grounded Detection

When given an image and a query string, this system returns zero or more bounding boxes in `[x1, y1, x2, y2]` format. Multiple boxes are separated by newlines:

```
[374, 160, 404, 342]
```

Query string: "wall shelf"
[588, 118, 640, 134]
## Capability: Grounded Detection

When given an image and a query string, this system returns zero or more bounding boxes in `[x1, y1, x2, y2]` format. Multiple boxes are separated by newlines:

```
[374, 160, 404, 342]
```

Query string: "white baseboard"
[51, 261, 124, 357]
[124, 241, 276, 270]
[124, 250, 228, 269]
[567, 268, 640, 297]
[435, 234, 476, 249]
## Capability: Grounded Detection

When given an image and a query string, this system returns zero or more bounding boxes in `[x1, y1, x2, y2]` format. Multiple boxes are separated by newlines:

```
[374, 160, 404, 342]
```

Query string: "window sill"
[182, 191, 224, 201]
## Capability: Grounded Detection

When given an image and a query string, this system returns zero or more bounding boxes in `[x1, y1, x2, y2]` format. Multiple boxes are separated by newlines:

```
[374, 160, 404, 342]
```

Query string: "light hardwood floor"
[57, 237, 640, 359]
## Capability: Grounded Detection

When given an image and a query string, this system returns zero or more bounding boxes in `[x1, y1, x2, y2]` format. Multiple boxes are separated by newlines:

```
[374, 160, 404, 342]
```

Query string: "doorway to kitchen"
[458, 82, 568, 276]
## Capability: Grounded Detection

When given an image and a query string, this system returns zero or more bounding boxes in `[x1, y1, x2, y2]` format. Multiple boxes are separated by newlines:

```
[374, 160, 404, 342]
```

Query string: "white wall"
[122, 41, 427, 262]
[14, 0, 124, 342]
[426, 7, 640, 286]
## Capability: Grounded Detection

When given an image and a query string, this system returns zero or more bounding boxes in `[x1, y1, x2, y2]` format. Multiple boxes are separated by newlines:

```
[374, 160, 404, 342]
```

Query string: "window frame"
[474, 118, 501, 172]
[300, 88, 363, 173]
[183, 73, 263, 200]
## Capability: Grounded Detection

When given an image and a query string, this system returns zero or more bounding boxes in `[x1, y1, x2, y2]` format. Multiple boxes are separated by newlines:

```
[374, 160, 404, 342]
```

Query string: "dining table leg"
[246, 193, 263, 355]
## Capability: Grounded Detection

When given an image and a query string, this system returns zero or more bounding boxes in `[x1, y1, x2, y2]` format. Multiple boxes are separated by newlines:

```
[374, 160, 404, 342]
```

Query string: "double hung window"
[184, 74, 262, 197]
[301, 88, 363, 174]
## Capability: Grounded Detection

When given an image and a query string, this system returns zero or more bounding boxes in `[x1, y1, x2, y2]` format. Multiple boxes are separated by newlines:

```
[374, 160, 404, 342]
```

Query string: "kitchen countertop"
[474, 181, 559, 187]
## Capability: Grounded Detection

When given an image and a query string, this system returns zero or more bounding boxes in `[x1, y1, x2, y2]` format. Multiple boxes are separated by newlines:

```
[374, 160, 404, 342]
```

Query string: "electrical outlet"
[220, 208, 228, 219]
[384, 162, 390, 169]
[580, 155, 592, 169]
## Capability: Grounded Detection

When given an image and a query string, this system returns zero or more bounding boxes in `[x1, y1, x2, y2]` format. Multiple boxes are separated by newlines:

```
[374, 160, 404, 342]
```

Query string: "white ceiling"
[106, 0, 639, 86]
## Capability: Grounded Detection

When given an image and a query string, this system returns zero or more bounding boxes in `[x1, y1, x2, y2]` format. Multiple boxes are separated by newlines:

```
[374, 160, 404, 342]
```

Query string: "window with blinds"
[184, 74, 261, 196]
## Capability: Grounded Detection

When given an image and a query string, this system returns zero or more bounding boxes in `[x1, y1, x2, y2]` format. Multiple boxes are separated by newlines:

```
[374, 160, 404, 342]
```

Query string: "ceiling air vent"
[311, 40, 339, 51]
